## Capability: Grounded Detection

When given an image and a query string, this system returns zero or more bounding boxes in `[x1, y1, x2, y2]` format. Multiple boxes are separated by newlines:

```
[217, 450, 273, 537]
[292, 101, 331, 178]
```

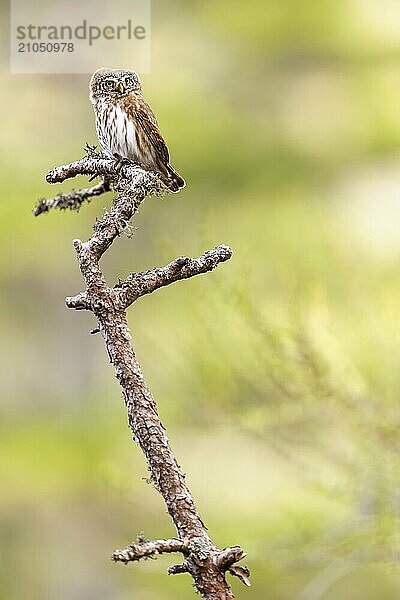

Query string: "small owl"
[89, 68, 185, 192]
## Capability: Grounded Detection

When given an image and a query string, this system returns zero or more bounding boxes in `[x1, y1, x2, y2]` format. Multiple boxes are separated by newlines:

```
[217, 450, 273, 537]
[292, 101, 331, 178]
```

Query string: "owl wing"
[122, 93, 185, 192]
[132, 97, 170, 165]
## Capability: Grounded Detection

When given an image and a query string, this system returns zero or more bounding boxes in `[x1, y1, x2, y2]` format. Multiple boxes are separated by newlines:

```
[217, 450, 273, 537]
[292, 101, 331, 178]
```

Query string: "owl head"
[89, 68, 142, 102]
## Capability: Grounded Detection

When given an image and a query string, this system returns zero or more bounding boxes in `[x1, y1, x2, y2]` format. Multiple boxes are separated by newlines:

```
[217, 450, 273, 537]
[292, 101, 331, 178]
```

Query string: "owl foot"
[113, 154, 136, 173]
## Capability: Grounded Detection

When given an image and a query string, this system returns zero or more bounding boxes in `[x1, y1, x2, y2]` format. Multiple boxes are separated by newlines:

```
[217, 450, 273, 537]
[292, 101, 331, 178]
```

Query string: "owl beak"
[115, 81, 125, 94]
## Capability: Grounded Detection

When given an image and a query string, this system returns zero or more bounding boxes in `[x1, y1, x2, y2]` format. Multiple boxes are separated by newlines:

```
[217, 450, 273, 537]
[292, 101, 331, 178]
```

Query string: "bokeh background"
[2, 1, 400, 598]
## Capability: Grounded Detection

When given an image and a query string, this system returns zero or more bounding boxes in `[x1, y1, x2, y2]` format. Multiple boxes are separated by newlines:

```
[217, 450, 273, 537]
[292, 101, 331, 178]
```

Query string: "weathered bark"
[34, 152, 250, 598]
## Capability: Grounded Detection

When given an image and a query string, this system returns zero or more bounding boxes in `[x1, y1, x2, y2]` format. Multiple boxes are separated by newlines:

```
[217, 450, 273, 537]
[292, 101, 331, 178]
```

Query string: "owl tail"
[165, 164, 185, 193]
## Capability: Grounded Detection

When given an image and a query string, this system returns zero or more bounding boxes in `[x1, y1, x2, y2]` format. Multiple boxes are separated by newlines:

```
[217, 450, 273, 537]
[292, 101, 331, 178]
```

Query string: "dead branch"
[112, 536, 189, 564]
[33, 177, 111, 216]
[35, 151, 249, 599]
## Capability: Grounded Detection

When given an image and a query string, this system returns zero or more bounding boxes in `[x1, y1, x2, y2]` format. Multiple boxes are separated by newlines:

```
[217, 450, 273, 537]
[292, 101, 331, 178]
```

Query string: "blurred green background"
[2, 1, 400, 598]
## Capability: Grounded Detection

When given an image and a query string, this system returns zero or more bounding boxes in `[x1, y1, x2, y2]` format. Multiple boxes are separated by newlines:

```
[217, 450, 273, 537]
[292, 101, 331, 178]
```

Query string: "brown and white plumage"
[89, 68, 185, 192]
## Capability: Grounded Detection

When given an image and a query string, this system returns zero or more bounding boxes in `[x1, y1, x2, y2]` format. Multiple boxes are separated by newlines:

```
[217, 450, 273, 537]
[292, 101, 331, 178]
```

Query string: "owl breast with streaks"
[95, 100, 138, 161]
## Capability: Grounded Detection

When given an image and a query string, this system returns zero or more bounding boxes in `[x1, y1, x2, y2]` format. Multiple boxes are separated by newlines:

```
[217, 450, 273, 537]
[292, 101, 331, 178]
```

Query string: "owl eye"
[124, 77, 134, 87]
[102, 80, 114, 91]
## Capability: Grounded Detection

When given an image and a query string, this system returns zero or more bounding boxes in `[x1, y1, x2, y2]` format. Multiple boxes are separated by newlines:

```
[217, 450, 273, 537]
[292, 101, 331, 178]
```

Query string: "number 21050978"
[18, 42, 74, 52]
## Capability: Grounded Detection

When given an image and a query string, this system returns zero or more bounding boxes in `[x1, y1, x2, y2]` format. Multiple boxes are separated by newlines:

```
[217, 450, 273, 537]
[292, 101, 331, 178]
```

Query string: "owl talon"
[113, 155, 135, 173]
